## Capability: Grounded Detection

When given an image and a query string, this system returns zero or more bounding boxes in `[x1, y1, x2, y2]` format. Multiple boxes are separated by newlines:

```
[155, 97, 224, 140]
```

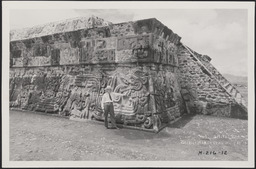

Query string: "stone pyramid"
[9, 16, 247, 132]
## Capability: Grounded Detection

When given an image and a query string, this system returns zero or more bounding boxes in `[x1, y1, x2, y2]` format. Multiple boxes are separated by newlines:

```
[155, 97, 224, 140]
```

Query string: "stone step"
[226, 85, 233, 93]
[236, 92, 242, 100]
[231, 88, 237, 97]
[223, 83, 231, 88]
[234, 90, 238, 98]
[229, 87, 233, 93]
[235, 97, 242, 104]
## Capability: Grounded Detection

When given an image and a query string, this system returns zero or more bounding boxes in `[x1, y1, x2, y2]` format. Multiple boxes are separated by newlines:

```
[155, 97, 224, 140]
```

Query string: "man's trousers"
[104, 102, 117, 128]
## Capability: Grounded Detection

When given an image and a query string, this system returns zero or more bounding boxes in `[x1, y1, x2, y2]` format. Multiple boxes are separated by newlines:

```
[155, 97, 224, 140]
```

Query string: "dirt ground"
[9, 110, 248, 161]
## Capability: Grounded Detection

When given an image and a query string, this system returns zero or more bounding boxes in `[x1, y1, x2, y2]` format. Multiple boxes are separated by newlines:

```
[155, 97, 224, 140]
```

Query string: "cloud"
[74, 9, 134, 23]
[183, 21, 245, 50]
[10, 9, 80, 30]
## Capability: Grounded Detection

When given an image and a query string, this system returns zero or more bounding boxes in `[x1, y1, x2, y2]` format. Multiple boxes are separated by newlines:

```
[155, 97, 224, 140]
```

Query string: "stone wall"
[10, 18, 181, 68]
[9, 17, 183, 132]
[9, 64, 184, 131]
[151, 66, 185, 123]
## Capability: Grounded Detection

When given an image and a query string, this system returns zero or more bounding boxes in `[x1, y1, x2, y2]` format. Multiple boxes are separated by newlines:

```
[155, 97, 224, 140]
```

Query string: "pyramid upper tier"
[10, 16, 112, 41]
[10, 16, 181, 44]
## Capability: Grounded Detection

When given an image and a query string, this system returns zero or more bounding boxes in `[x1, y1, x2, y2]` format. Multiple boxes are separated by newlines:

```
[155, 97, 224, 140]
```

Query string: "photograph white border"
[2, 1, 255, 168]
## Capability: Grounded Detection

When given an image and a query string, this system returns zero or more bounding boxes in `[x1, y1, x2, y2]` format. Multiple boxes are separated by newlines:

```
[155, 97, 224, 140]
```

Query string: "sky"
[10, 9, 248, 77]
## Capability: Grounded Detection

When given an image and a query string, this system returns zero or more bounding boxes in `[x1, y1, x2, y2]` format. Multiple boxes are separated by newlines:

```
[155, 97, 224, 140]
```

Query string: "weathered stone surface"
[9, 64, 184, 131]
[10, 17, 182, 68]
[10, 16, 112, 41]
[110, 22, 135, 37]
[177, 45, 247, 118]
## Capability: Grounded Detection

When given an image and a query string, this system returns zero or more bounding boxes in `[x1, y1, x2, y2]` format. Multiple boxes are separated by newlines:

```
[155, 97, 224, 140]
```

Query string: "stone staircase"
[180, 43, 247, 112]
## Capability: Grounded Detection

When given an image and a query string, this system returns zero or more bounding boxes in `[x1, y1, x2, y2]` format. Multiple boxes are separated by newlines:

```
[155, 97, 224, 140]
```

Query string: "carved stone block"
[60, 47, 79, 65]
[94, 49, 115, 63]
[79, 40, 94, 63]
[51, 49, 60, 65]
[117, 34, 151, 51]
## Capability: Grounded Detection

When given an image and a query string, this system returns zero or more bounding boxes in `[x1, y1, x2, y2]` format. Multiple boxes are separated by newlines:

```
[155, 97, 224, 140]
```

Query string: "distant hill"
[223, 74, 247, 86]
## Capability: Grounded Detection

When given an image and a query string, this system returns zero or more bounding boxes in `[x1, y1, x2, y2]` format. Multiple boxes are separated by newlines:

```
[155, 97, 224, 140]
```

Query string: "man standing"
[101, 86, 120, 129]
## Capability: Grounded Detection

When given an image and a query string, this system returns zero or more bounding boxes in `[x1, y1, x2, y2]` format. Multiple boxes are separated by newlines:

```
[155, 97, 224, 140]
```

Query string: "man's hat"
[105, 85, 112, 91]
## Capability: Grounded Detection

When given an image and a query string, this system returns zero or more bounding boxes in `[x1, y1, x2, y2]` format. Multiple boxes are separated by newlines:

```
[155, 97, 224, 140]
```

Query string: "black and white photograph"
[2, 1, 255, 168]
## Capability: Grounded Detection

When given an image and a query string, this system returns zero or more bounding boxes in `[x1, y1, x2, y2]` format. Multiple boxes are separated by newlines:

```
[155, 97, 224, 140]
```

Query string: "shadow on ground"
[113, 113, 196, 140]
[166, 113, 196, 128]
[113, 127, 171, 140]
